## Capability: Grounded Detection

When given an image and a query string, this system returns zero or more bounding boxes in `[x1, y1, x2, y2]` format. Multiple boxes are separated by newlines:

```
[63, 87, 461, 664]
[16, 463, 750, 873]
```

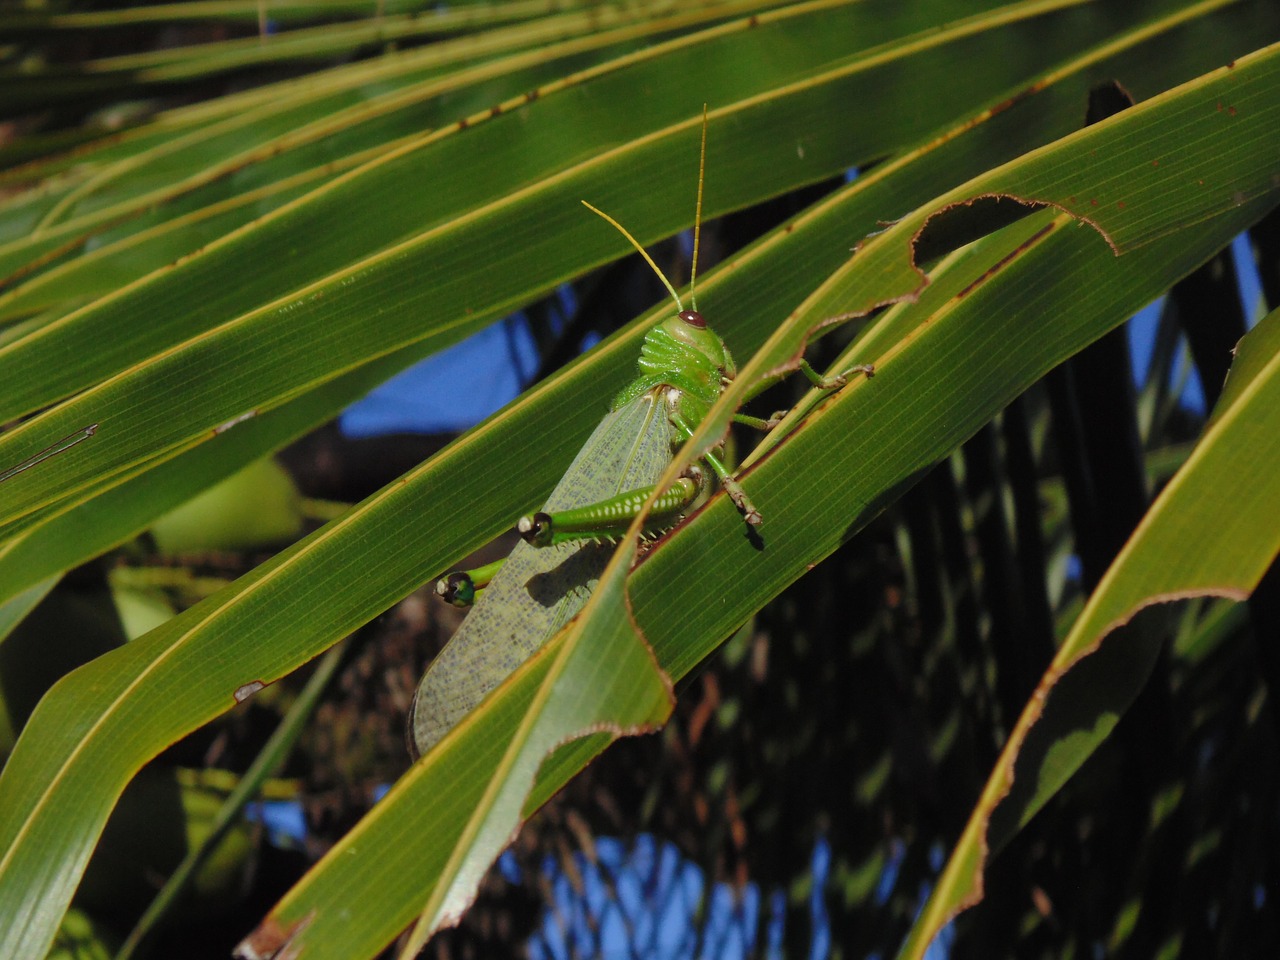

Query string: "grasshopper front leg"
[738, 362, 877, 431]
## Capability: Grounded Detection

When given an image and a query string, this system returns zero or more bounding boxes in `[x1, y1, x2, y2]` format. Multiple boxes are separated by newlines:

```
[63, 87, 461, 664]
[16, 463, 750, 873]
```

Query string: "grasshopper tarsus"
[723, 478, 763, 526]
[809, 361, 875, 391]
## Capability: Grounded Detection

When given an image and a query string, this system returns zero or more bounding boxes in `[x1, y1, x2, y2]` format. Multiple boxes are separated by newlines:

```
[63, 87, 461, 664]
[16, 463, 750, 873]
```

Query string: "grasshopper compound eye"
[679, 309, 705, 328]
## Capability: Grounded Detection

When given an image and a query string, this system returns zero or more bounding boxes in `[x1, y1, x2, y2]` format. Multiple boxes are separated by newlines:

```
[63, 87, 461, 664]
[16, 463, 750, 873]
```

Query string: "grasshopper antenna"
[582, 201, 684, 313]
[582, 106, 709, 318]
[690, 104, 707, 313]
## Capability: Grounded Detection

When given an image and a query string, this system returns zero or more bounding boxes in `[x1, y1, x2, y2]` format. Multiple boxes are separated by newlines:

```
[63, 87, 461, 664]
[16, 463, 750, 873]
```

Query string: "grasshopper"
[408, 112, 872, 758]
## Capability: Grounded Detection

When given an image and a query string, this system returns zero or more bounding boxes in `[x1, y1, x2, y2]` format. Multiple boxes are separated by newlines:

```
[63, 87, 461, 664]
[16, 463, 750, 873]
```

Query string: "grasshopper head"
[662, 309, 736, 385]
[614, 308, 735, 410]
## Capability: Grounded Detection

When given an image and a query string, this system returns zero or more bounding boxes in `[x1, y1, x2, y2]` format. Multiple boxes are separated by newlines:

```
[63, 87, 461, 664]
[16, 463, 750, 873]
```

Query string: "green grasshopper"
[408, 115, 872, 759]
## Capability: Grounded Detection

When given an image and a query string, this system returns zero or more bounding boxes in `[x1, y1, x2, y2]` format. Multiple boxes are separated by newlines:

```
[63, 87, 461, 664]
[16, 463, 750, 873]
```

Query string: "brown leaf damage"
[235, 910, 314, 960]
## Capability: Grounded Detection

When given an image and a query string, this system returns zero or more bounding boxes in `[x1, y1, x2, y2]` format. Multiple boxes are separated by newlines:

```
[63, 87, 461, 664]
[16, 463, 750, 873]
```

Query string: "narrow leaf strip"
[716, 36, 1280, 460]
[898, 304, 1280, 959]
[237, 540, 672, 960]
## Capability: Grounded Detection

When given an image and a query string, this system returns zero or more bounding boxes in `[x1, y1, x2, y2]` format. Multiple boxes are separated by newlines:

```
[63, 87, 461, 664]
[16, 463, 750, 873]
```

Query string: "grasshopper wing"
[409, 390, 673, 758]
